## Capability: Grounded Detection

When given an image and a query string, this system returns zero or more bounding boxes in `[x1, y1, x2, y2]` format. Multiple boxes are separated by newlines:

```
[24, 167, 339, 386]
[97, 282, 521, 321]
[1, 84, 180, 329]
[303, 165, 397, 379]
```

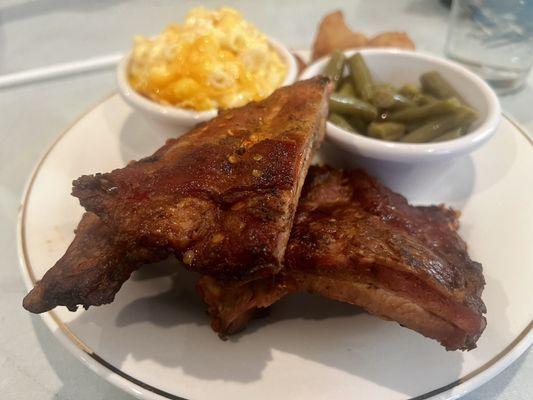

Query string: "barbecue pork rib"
[23, 78, 332, 313]
[23, 212, 166, 313]
[197, 166, 486, 350]
[72, 77, 332, 279]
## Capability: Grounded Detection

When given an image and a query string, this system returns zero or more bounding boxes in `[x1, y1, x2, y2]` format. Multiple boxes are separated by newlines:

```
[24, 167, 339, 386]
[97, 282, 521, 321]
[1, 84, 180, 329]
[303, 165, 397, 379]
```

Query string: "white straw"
[0, 53, 124, 89]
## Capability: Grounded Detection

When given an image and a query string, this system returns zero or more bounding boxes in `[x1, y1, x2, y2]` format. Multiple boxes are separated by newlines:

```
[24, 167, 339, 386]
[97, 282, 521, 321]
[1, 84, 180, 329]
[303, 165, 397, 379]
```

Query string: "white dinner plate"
[18, 92, 532, 400]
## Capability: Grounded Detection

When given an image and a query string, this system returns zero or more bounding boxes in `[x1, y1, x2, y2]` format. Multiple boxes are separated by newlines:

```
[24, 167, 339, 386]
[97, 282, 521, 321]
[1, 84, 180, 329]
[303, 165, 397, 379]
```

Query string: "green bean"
[349, 117, 368, 134]
[389, 98, 461, 123]
[420, 71, 467, 104]
[326, 53, 479, 143]
[329, 93, 378, 121]
[405, 106, 470, 132]
[374, 83, 399, 93]
[329, 113, 355, 132]
[322, 50, 345, 89]
[413, 93, 438, 106]
[371, 87, 414, 110]
[405, 119, 426, 132]
[347, 53, 373, 101]
[431, 127, 465, 142]
[401, 109, 477, 143]
[338, 76, 351, 87]
[338, 81, 355, 97]
[399, 84, 420, 98]
[368, 122, 406, 141]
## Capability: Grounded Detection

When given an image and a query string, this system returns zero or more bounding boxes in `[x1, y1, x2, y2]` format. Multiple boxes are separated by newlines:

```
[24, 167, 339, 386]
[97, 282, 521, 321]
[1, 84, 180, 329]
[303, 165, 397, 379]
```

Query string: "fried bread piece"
[311, 11, 415, 61]
[198, 166, 486, 350]
[23, 213, 166, 313]
[73, 77, 332, 280]
[367, 31, 415, 50]
[312, 11, 368, 60]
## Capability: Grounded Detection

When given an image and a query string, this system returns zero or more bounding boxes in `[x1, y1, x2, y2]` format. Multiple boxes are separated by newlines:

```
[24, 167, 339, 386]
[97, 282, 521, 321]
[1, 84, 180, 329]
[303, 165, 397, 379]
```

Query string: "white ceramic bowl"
[300, 49, 501, 163]
[117, 37, 298, 130]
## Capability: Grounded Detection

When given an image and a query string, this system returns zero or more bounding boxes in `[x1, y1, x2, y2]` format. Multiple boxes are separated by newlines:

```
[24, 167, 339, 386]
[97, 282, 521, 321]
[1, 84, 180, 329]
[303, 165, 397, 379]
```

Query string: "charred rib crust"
[72, 77, 333, 279]
[23, 213, 166, 313]
[198, 166, 486, 350]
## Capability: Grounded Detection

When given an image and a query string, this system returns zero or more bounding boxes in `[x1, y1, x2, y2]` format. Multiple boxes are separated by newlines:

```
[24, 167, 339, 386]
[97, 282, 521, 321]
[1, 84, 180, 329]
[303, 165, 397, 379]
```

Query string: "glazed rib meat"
[23, 213, 166, 313]
[72, 77, 332, 279]
[198, 166, 487, 350]
[23, 78, 332, 313]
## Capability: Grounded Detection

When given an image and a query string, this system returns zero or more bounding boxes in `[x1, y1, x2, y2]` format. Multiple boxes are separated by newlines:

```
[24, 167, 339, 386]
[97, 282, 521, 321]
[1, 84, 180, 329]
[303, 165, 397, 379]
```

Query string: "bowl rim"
[300, 48, 501, 162]
[116, 36, 298, 122]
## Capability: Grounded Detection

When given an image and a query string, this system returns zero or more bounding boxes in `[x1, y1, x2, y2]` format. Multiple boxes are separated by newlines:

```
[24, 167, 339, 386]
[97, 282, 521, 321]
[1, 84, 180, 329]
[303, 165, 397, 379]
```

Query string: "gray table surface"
[0, 1, 531, 399]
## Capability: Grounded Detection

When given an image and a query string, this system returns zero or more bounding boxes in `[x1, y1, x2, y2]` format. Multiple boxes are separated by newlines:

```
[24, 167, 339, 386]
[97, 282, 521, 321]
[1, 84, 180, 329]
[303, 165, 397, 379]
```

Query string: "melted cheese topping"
[128, 7, 288, 111]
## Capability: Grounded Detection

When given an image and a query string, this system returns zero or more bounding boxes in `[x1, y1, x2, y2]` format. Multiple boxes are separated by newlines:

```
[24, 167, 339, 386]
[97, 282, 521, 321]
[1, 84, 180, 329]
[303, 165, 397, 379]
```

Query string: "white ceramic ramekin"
[300, 48, 501, 163]
[117, 37, 298, 130]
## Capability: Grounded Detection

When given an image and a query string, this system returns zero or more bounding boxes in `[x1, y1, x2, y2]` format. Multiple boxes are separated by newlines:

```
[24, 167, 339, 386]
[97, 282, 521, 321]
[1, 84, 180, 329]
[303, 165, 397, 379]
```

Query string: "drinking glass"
[445, 0, 533, 94]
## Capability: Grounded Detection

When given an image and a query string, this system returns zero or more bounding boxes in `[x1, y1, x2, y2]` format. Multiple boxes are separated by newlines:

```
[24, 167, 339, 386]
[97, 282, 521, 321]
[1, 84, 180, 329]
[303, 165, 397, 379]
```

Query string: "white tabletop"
[0, 1, 531, 399]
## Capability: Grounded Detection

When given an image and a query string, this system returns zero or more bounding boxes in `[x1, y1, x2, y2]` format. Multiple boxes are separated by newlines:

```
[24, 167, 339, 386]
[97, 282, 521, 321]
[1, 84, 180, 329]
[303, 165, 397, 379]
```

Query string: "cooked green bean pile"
[322, 51, 478, 143]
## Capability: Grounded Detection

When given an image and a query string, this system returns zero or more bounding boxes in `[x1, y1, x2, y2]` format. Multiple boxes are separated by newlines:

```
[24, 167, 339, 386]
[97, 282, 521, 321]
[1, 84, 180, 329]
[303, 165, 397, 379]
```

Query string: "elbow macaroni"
[128, 7, 288, 111]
